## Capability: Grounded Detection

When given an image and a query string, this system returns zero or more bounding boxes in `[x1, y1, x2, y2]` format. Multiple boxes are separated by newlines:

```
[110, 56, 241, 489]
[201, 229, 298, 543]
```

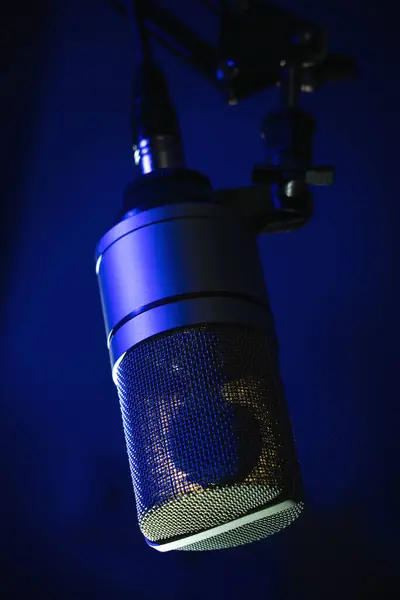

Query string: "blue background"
[1, 1, 399, 598]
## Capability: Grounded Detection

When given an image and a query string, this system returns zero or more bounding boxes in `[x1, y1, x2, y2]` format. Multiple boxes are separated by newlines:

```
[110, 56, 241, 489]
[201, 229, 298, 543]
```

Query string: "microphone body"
[95, 169, 303, 551]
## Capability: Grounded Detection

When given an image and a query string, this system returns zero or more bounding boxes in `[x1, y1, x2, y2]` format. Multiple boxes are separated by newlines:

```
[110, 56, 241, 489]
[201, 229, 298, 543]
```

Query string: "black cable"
[107, 1, 152, 62]
[127, 0, 152, 62]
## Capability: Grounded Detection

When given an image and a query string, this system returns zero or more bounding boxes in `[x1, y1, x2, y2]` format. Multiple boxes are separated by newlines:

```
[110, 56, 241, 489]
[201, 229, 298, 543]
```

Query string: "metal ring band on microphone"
[107, 290, 268, 349]
[110, 296, 272, 379]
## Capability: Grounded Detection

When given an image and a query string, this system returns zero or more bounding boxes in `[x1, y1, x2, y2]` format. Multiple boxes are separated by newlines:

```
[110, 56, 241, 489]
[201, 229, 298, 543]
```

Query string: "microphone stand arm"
[108, 0, 356, 234]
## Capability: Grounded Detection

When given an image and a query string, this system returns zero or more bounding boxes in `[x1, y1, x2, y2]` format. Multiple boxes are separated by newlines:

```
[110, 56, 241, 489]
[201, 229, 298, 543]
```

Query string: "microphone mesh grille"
[115, 323, 302, 549]
[182, 502, 303, 551]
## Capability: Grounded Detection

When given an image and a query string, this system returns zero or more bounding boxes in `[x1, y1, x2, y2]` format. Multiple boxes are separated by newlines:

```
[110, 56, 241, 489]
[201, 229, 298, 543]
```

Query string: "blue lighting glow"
[216, 60, 236, 80]
[133, 139, 154, 174]
[2, 0, 397, 592]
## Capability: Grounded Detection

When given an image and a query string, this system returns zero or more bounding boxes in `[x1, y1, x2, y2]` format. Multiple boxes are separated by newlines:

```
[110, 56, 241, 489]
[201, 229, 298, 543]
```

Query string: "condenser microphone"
[96, 166, 304, 551]
[95, 23, 303, 549]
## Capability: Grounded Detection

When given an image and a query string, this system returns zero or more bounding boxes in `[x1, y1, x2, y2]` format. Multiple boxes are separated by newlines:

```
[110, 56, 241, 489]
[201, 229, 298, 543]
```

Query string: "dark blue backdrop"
[1, 1, 399, 598]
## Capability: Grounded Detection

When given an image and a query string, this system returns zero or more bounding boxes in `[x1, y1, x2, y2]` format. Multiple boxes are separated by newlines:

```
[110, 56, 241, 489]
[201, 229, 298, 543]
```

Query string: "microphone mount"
[108, 0, 356, 234]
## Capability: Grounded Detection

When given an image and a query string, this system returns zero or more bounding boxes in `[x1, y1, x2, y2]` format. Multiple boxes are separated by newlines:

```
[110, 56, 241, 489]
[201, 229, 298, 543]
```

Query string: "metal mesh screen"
[115, 323, 301, 549]
[182, 502, 304, 551]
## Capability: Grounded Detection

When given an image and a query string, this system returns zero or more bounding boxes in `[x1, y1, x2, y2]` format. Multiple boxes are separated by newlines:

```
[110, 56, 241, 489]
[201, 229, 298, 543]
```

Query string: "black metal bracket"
[109, 1, 356, 103]
[109, 1, 356, 234]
